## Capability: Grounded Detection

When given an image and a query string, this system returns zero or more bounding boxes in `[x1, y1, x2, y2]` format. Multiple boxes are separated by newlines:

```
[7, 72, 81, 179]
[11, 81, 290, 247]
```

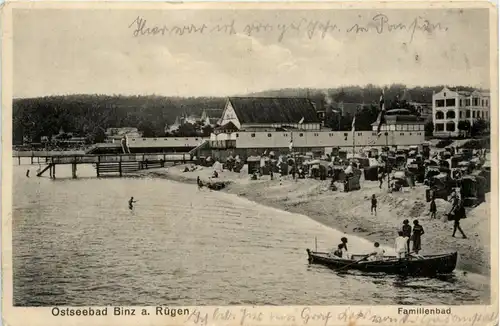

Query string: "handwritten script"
[128, 14, 448, 43]
[183, 307, 498, 326]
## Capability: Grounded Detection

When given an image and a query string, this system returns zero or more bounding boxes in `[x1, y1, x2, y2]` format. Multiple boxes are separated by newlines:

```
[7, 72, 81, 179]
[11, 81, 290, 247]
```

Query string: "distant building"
[207, 97, 425, 156]
[371, 110, 426, 134]
[432, 87, 490, 137]
[166, 109, 215, 134]
[105, 127, 143, 143]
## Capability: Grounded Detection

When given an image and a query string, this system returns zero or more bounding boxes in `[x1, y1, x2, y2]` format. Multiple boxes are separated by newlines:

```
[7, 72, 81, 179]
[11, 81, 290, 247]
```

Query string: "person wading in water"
[411, 220, 424, 254]
[128, 197, 137, 210]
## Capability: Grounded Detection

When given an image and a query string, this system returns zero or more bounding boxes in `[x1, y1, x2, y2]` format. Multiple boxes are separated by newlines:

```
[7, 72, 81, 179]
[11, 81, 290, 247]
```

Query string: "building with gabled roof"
[218, 97, 322, 131]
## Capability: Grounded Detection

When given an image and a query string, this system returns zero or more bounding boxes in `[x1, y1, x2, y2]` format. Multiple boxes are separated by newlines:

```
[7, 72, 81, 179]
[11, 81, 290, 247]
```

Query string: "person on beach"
[367, 242, 385, 261]
[402, 219, 412, 255]
[411, 220, 424, 254]
[429, 197, 437, 219]
[197, 176, 203, 190]
[451, 199, 467, 239]
[394, 231, 409, 259]
[371, 194, 377, 215]
[128, 197, 137, 210]
[26, 169, 30, 177]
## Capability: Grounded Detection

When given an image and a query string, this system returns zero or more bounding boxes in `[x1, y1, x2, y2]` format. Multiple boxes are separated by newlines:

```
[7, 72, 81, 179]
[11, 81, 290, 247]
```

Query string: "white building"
[432, 87, 490, 137]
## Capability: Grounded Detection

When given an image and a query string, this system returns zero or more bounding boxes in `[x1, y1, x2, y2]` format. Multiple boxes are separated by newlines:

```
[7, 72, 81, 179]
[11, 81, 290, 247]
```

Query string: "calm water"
[13, 161, 490, 306]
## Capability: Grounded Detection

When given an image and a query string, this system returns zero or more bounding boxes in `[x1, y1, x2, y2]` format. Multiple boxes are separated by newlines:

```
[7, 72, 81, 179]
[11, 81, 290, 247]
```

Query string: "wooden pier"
[14, 152, 192, 178]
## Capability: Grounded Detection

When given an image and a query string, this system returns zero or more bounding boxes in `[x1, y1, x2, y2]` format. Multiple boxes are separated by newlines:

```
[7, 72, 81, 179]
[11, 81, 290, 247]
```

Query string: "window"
[357, 133, 362, 136]
[481, 100, 484, 107]
[267, 133, 272, 137]
[299, 133, 304, 137]
[153, 138, 157, 141]
[445, 99, 456, 107]
[446, 122, 456, 132]
[473, 98, 479, 106]
[435, 123, 444, 131]
[251, 133, 256, 137]
[481, 111, 484, 119]
[435, 99, 445, 107]
[372, 132, 377, 136]
[435, 111, 444, 119]
[459, 111, 463, 118]
[236, 134, 239, 137]
[443, 92, 446, 97]
[486, 99, 489, 107]
[132, 139, 136, 141]
[446, 111, 455, 119]
[283, 133, 288, 137]
[409, 133, 412, 135]
[460, 99, 463, 106]
[466, 110, 471, 118]
[343, 133, 348, 137]
[472, 111, 476, 118]
[143, 138, 146, 141]
[314, 133, 319, 136]
[486, 112, 489, 118]
[400, 133, 405, 136]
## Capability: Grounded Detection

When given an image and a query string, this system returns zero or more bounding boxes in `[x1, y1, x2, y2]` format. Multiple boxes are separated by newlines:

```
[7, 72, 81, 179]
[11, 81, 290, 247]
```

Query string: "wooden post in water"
[119, 155, 122, 177]
[71, 157, 77, 179]
[52, 163, 56, 179]
[30, 154, 34, 165]
[96, 156, 100, 177]
[18, 156, 21, 165]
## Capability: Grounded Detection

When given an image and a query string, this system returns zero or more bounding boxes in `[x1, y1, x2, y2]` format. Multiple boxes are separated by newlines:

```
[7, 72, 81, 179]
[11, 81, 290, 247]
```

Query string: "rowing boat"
[306, 249, 458, 276]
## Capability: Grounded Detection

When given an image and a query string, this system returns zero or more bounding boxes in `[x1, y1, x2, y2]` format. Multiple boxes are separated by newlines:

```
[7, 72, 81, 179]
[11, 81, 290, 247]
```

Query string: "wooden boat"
[306, 249, 458, 276]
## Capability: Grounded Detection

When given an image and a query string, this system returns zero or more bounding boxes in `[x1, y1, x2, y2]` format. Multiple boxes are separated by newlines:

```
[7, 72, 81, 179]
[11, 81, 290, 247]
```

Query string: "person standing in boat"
[371, 194, 377, 215]
[412, 220, 424, 254]
[402, 220, 412, 255]
[394, 231, 409, 259]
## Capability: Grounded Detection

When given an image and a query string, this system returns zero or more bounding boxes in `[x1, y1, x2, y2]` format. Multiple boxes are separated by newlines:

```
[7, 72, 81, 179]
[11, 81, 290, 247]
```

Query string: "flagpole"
[386, 131, 390, 189]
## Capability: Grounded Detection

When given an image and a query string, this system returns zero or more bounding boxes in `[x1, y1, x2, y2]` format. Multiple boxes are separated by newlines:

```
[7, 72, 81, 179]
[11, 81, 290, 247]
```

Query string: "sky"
[13, 7, 491, 98]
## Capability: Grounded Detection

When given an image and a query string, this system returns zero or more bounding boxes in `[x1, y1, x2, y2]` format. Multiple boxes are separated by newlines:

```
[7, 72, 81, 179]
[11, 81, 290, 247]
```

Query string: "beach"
[131, 164, 491, 276]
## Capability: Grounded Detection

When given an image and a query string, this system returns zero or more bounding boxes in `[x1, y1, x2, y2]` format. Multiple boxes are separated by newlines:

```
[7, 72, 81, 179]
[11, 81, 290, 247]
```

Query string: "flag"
[298, 117, 304, 124]
[376, 89, 386, 137]
[351, 116, 356, 133]
[289, 141, 293, 151]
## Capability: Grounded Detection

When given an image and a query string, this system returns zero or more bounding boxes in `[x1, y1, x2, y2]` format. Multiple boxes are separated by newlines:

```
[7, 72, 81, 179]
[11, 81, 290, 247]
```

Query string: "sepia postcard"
[1, 1, 498, 326]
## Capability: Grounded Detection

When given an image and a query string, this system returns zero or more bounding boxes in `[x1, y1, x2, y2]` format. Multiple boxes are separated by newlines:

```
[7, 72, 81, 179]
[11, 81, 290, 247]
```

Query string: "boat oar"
[337, 254, 371, 271]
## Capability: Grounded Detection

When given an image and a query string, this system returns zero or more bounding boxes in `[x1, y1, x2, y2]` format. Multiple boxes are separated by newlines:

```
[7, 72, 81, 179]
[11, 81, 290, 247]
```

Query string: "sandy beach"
[131, 164, 491, 276]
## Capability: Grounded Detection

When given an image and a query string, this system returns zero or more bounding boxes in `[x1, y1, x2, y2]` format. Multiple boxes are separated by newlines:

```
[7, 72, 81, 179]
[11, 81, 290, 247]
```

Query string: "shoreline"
[131, 165, 491, 276]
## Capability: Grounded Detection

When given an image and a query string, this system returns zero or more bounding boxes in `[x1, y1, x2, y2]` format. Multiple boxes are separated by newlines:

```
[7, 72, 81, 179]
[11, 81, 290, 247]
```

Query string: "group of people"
[328, 219, 425, 262]
[395, 219, 425, 258]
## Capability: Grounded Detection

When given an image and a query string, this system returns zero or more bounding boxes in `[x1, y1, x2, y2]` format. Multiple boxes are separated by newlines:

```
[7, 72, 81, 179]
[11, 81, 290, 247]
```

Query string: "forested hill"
[13, 95, 226, 143]
[13, 85, 482, 144]
[248, 85, 481, 104]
